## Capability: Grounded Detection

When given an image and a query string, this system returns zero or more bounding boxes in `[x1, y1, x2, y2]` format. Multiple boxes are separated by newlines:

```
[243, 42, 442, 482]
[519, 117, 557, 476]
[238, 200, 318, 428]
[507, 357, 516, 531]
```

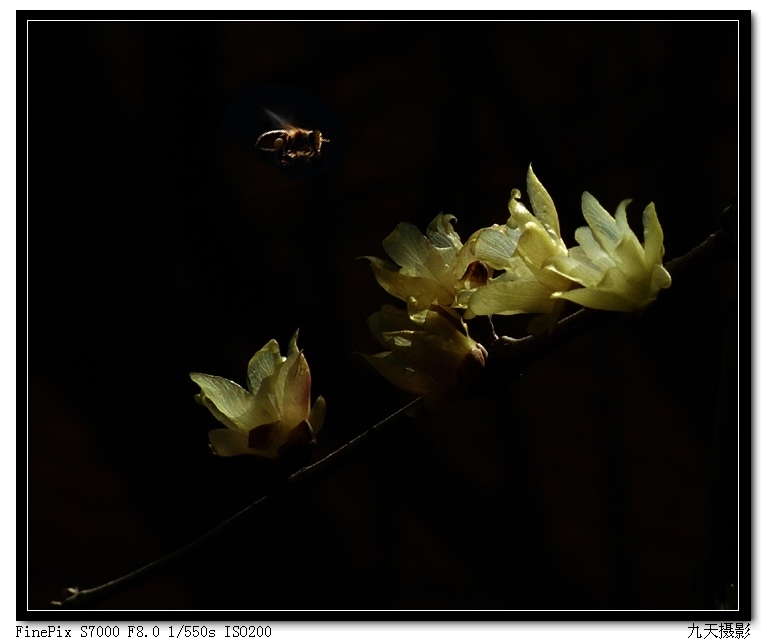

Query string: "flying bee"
[255, 109, 330, 168]
[255, 127, 330, 166]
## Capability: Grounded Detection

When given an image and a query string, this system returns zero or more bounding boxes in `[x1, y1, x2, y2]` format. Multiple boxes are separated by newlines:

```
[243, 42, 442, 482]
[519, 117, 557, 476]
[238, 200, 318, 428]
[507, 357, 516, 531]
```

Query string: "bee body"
[255, 126, 330, 167]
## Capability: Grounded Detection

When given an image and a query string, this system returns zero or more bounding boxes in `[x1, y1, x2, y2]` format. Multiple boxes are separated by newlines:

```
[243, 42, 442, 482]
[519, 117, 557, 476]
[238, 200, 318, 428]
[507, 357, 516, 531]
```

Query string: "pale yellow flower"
[545, 193, 672, 311]
[466, 166, 572, 322]
[365, 214, 487, 310]
[362, 299, 487, 410]
[190, 331, 325, 459]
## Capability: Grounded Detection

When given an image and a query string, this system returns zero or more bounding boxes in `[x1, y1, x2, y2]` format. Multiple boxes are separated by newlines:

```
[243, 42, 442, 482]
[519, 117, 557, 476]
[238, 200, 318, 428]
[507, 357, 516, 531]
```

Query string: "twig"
[486, 216, 734, 372]
[54, 206, 735, 610]
[53, 397, 422, 609]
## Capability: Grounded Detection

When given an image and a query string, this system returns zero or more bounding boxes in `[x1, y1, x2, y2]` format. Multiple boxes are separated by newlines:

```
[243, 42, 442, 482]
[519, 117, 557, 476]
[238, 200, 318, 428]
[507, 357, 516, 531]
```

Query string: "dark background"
[27, 19, 741, 613]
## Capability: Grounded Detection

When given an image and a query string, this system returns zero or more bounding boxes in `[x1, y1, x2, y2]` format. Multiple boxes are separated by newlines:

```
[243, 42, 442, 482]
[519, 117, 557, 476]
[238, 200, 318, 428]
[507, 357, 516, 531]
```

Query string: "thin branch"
[53, 397, 422, 610]
[53, 207, 735, 610]
[486, 216, 735, 373]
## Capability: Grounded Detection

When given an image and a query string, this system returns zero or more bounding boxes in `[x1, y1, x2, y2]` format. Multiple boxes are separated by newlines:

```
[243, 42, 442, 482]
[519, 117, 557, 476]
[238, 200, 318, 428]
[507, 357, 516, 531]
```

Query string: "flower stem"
[53, 397, 422, 610]
[53, 204, 735, 610]
[487, 216, 734, 374]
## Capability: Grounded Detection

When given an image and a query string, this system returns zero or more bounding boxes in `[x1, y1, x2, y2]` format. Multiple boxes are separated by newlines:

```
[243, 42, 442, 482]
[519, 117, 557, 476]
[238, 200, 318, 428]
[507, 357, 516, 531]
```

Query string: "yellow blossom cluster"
[190, 164, 672, 458]
[362, 165, 671, 400]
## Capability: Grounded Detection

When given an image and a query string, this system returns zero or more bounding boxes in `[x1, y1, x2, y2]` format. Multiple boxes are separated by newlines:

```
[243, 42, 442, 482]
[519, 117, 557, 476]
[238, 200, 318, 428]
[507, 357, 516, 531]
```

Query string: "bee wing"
[263, 108, 300, 132]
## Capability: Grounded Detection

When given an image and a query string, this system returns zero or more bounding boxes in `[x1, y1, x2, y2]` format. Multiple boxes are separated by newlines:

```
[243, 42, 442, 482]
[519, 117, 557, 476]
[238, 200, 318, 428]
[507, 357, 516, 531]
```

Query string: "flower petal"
[642, 202, 665, 266]
[287, 330, 300, 357]
[455, 288, 475, 313]
[367, 256, 452, 307]
[613, 235, 648, 284]
[507, 188, 536, 230]
[367, 305, 412, 347]
[381, 329, 468, 384]
[274, 351, 311, 430]
[573, 226, 615, 271]
[613, 198, 633, 237]
[246, 339, 283, 394]
[453, 228, 486, 280]
[527, 165, 560, 238]
[516, 222, 562, 271]
[309, 395, 326, 434]
[190, 373, 265, 431]
[418, 303, 467, 338]
[613, 200, 647, 274]
[467, 277, 558, 316]
[361, 352, 436, 395]
[651, 264, 672, 292]
[581, 192, 621, 250]
[474, 226, 519, 270]
[426, 214, 462, 252]
[513, 224, 571, 292]
[382, 222, 438, 277]
[552, 285, 639, 312]
[196, 393, 241, 432]
[208, 428, 252, 457]
[545, 254, 603, 287]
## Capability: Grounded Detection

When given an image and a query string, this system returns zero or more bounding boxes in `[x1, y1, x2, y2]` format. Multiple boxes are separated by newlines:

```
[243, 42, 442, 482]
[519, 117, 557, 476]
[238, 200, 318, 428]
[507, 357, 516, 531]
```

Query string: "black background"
[26, 18, 742, 614]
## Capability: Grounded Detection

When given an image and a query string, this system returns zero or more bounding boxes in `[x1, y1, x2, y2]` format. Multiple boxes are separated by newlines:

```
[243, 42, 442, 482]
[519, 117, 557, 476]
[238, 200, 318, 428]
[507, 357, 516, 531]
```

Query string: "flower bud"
[362, 299, 487, 411]
[364, 213, 485, 311]
[466, 165, 571, 327]
[546, 194, 672, 311]
[190, 331, 325, 459]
